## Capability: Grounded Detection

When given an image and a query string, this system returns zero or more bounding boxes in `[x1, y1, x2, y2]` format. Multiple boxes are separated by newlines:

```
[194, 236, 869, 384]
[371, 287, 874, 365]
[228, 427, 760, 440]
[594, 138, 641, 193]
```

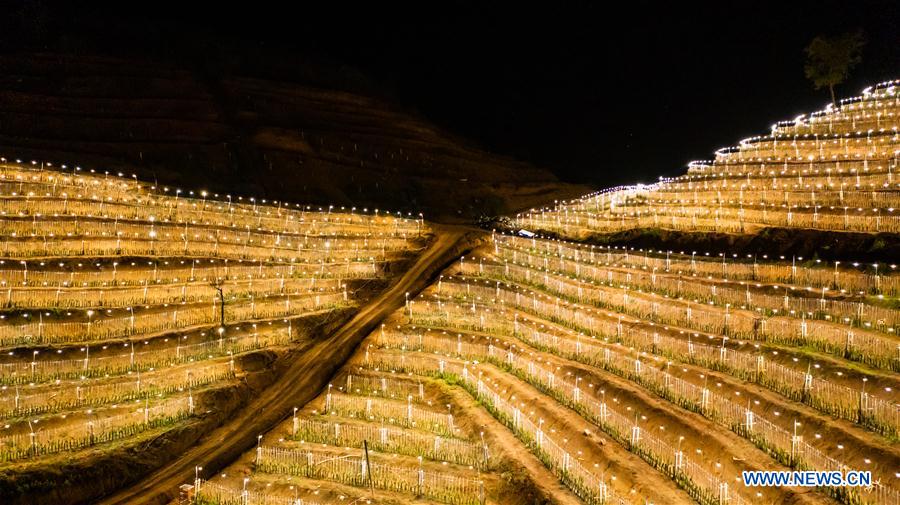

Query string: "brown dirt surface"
[0, 53, 591, 222]
[95, 226, 487, 504]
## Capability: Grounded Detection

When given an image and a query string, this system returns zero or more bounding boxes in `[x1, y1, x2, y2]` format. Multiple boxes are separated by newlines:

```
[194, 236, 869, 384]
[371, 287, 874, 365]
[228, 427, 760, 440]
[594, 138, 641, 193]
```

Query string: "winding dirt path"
[98, 227, 482, 505]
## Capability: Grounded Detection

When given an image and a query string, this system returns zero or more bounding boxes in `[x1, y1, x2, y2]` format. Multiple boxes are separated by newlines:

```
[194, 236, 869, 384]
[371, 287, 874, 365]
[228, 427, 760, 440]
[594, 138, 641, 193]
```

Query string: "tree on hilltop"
[804, 30, 866, 106]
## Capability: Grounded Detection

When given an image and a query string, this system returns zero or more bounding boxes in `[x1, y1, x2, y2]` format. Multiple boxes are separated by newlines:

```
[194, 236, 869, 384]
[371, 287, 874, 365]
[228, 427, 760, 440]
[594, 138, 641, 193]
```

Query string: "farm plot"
[0, 163, 428, 467]
[403, 235, 898, 504]
[514, 80, 900, 236]
[190, 359, 502, 505]
[191, 225, 900, 504]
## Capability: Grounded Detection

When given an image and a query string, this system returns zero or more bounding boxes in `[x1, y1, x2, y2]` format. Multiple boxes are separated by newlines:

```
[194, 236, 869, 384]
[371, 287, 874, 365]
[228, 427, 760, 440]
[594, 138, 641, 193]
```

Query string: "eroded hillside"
[0, 53, 589, 221]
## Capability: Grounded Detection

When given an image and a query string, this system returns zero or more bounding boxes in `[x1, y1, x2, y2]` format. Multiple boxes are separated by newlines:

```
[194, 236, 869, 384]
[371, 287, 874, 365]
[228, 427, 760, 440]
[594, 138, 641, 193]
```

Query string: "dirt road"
[98, 227, 481, 505]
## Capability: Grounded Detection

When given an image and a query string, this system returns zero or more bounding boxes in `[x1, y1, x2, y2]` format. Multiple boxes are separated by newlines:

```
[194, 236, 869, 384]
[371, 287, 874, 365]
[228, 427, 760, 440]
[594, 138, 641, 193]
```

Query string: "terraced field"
[515, 80, 899, 237]
[0, 161, 428, 502]
[208, 225, 896, 504]
[192, 81, 899, 505]
[0, 76, 897, 505]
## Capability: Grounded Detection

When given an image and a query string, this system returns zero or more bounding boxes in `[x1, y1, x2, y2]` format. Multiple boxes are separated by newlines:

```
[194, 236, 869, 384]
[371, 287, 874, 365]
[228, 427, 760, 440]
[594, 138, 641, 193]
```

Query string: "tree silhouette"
[211, 281, 226, 327]
[210, 266, 226, 328]
[804, 31, 866, 106]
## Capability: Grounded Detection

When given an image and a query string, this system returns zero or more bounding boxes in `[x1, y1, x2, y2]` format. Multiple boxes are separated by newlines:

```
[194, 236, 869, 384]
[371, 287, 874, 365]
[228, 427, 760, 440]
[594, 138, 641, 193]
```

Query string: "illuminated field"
[195, 81, 900, 505]
[1, 80, 898, 505]
[204, 223, 898, 504]
[515, 81, 900, 237]
[0, 163, 426, 467]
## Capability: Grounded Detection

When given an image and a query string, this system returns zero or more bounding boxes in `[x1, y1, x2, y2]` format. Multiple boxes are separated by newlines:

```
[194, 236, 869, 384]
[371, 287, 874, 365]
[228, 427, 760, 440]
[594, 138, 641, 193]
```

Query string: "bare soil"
[94, 226, 486, 504]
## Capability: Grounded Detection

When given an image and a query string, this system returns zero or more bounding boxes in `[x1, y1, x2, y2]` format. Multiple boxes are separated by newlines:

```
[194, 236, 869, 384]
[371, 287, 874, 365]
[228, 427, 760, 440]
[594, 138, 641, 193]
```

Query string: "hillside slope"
[510, 80, 900, 260]
[0, 52, 589, 221]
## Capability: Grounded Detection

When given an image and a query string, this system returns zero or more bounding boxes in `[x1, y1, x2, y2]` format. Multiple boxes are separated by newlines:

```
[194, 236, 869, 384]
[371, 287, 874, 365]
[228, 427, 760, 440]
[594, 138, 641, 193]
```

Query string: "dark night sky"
[8, 0, 900, 187]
